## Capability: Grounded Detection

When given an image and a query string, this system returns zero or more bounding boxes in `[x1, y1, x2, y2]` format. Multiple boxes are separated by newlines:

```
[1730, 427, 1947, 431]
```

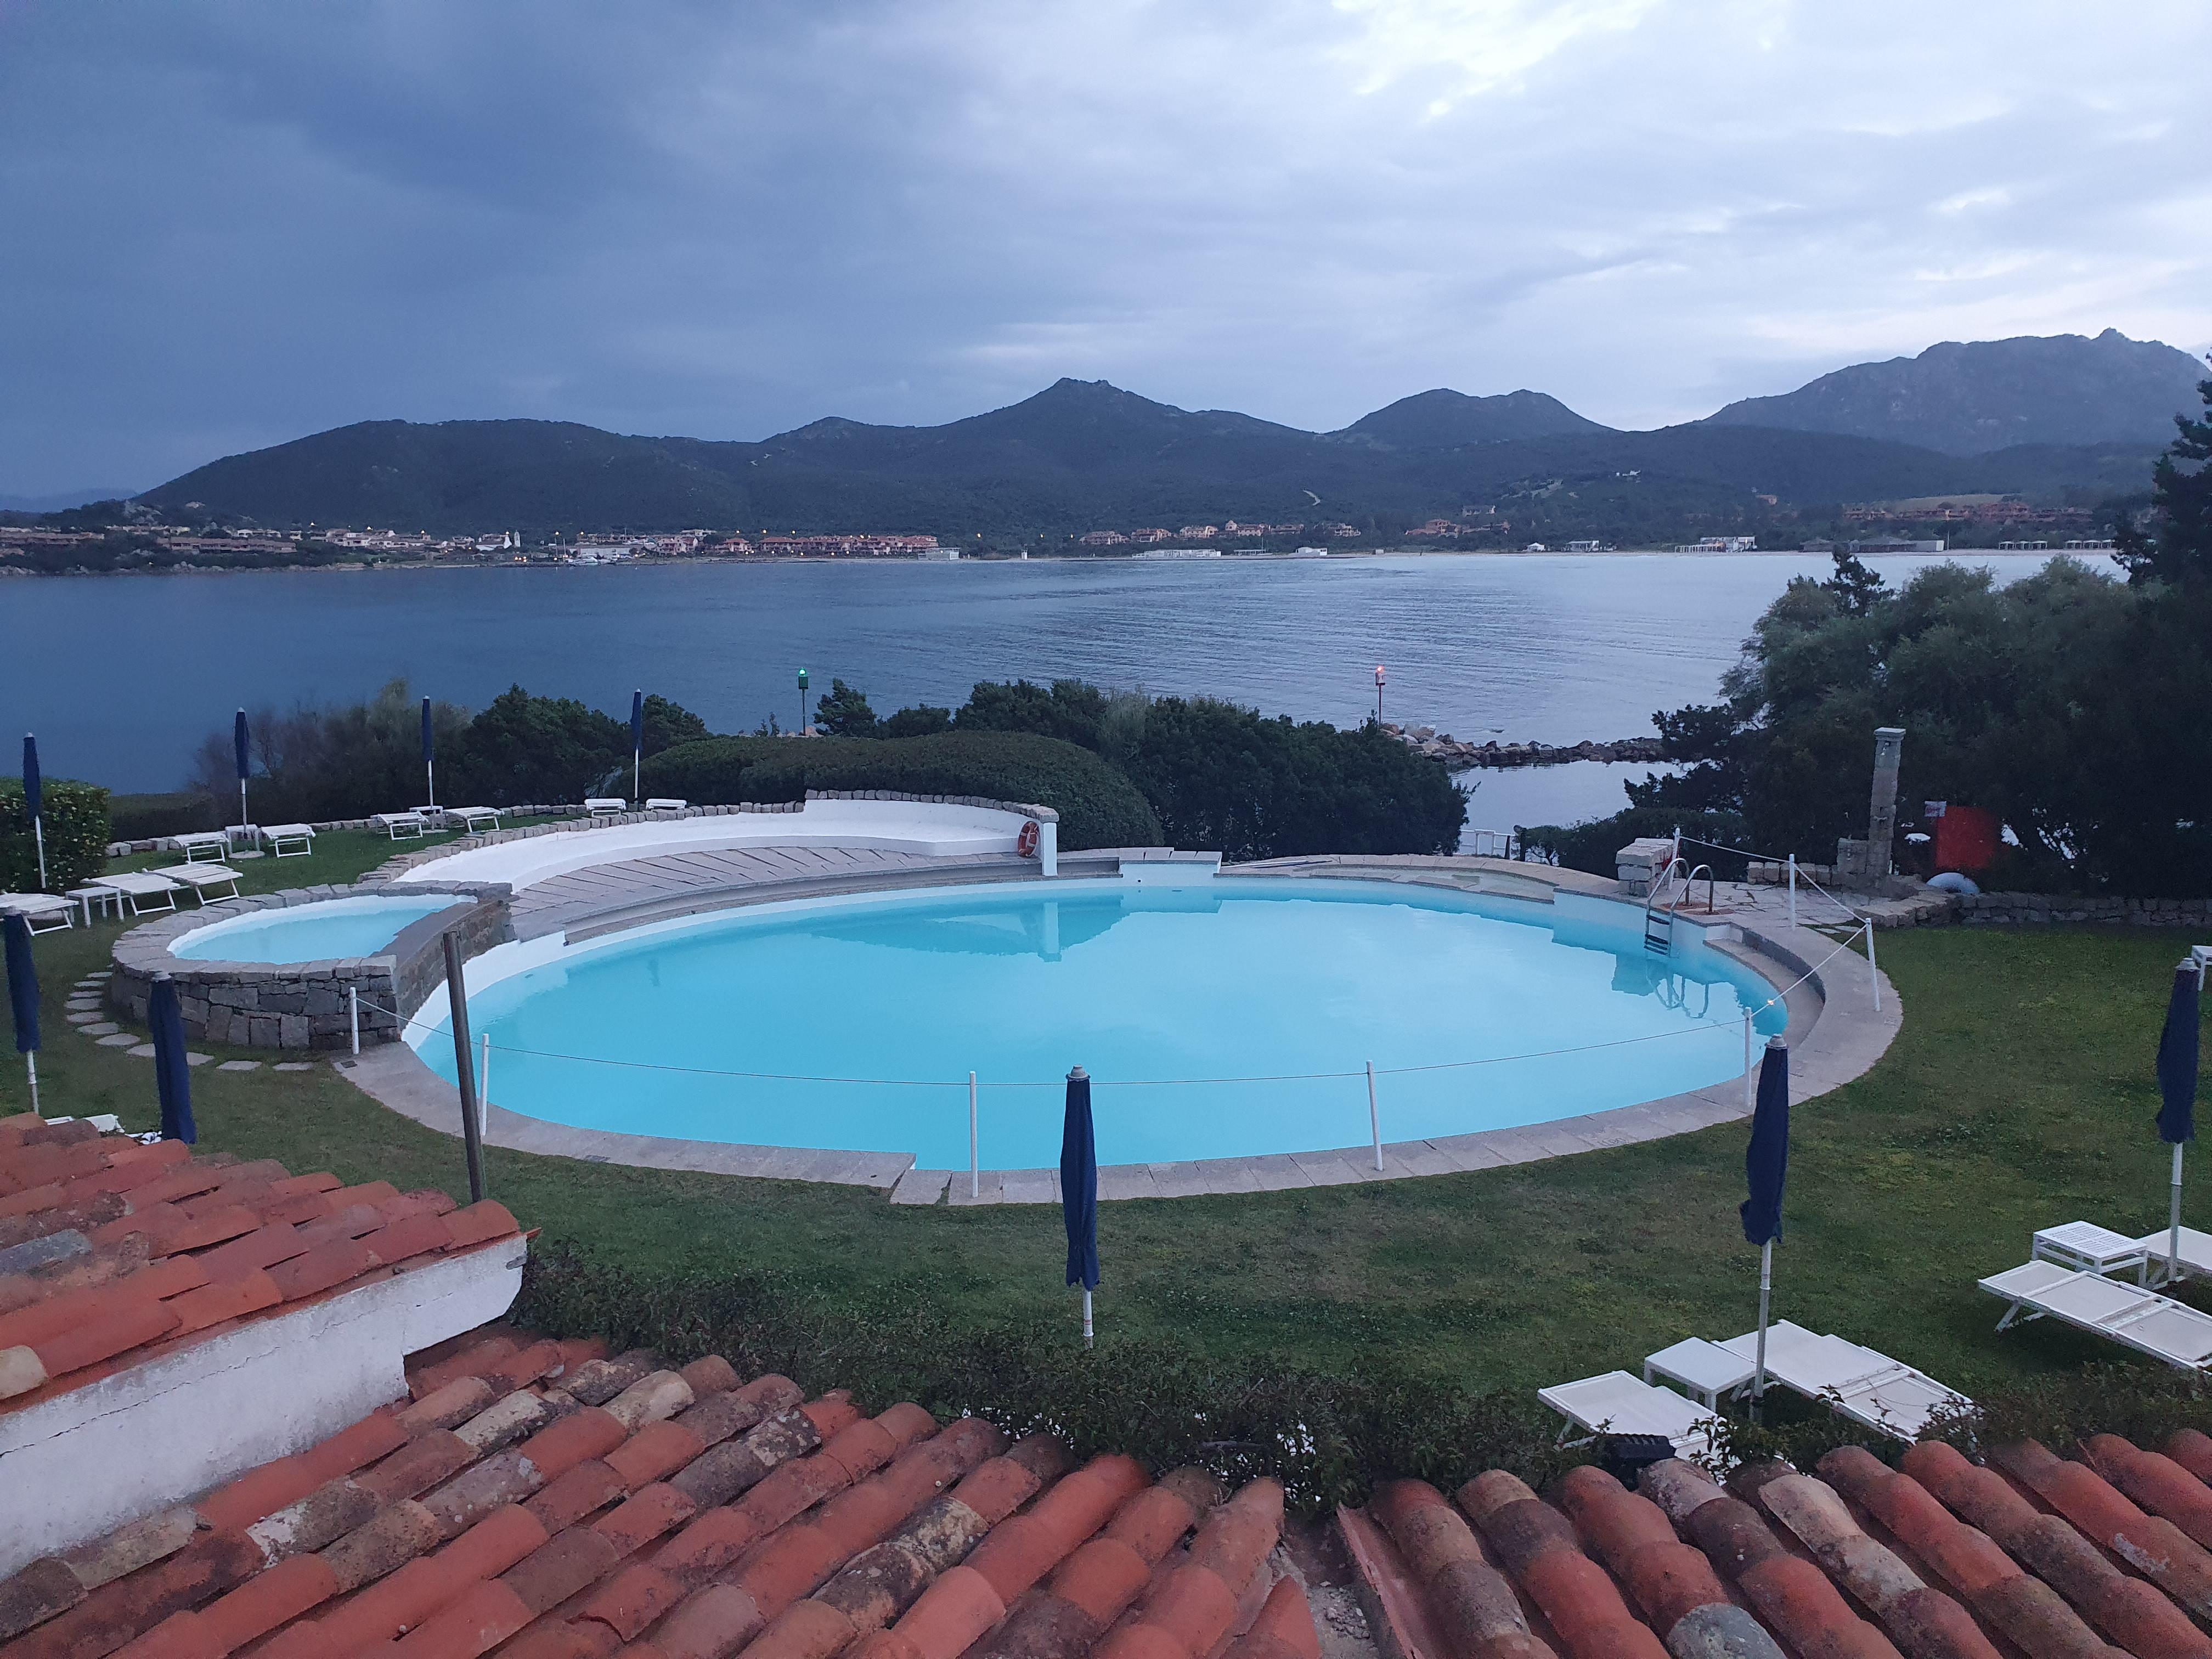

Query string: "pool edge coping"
[333, 855, 1899, 1201]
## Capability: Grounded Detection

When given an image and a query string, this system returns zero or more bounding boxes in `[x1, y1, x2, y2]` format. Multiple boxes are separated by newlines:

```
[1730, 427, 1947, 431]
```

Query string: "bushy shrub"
[0, 777, 112, 893]
[1519, 806, 1753, 881]
[514, 1242, 1575, 1512]
[642, 731, 1161, 851]
[108, 792, 221, 842]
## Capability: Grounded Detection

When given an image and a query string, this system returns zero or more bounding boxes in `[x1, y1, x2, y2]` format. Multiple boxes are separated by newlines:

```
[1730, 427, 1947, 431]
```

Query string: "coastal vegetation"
[1539, 373, 2212, 894]
[0, 775, 110, 892]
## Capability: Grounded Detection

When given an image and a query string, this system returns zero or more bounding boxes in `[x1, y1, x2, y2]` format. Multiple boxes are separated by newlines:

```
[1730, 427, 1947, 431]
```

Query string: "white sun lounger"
[2134, 1226, 2212, 1285]
[1717, 1319, 1968, 1440]
[0, 892, 75, 934]
[84, 871, 183, 917]
[263, 822, 316, 857]
[435, 805, 503, 832]
[170, 831, 232, 865]
[148, 864, 242, 905]
[584, 797, 628, 817]
[1981, 1259, 2212, 1371]
[374, 811, 428, 840]
[644, 798, 688, 812]
[1539, 1370, 1719, 1456]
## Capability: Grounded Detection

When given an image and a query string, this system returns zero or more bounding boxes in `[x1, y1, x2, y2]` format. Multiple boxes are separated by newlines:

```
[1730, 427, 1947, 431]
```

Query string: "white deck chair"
[1539, 1370, 1719, 1457]
[374, 811, 428, 840]
[440, 805, 503, 832]
[644, 798, 688, 812]
[1719, 1320, 1968, 1440]
[148, 864, 242, 905]
[584, 797, 628, 817]
[170, 831, 232, 865]
[263, 823, 316, 857]
[2135, 1226, 2212, 1286]
[1981, 1259, 2212, 1370]
[84, 872, 183, 917]
[0, 892, 76, 934]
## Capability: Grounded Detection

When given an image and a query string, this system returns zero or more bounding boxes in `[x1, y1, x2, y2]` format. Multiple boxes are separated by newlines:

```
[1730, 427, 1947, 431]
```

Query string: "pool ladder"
[1643, 857, 1715, 956]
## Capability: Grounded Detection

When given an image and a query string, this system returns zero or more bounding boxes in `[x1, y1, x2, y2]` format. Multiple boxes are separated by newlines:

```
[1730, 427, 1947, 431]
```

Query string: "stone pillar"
[1869, 727, 1905, 879]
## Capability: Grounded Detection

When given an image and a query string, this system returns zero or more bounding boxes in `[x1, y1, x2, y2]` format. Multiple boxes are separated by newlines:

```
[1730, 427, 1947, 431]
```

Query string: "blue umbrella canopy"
[233, 709, 251, 782]
[4, 913, 37, 1058]
[149, 975, 196, 1144]
[2158, 964, 2201, 1146]
[21, 733, 40, 823]
[421, 696, 435, 765]
[630, 689, 645, 754]
[1741, 1038, 1790, 1245]
[1060, 1066, 1099, 1291]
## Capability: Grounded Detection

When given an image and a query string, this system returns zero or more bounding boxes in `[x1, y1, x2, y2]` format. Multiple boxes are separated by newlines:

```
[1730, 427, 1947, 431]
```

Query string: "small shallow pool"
[415, 877, 1786, 1168]
[172, 893, 466, 964]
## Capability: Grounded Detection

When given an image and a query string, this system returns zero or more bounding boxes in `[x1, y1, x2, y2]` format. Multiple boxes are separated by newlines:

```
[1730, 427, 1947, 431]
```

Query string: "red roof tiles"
[0, 1119, 520, 1414]
[0, 1327, 1314, 1659]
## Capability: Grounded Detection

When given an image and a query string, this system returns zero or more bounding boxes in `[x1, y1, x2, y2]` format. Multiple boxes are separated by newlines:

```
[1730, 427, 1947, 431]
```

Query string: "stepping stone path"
[127, 1045, 154, 1059]
[65, 1013, 103, 1026]
[96, 1034, 138, 1048]
[78, 1022, 119, 1037]
[273, 1062, 315, 1072]
[187, 1053, 212, 1067]
[216, 1060, 260, 1072]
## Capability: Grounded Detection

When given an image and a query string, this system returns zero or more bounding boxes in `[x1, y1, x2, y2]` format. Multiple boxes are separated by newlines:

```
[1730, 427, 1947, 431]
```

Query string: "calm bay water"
[7, 552, 2044, 794]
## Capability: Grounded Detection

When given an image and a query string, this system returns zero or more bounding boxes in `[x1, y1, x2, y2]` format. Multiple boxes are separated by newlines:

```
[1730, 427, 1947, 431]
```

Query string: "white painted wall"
[393, 800, 1042, 893]
[0, 1242, 524, 1577]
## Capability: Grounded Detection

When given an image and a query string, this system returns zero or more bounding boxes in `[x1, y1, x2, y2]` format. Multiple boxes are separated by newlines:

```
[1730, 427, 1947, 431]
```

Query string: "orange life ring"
[1017, 820, 1040, 857]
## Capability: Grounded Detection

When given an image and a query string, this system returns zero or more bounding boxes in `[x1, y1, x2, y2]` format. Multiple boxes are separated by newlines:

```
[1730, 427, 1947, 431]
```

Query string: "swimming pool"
[414, 877, 1787, 1169]
[172, 893, 467, 964]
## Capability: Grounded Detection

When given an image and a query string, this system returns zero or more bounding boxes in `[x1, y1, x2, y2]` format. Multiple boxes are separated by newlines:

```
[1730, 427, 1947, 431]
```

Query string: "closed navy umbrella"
[421, 696, 437, 809]
[1741, 1035, 1790, 1402]
[630, 690, 645, 803]
[1060, 1064, 1099, 1347]
[22, 734, 44, 890]
[5, 912, 38, 1114]
[149, 973, 196, 1144]
[232, 709, 251, 829]
[2157, 960, 2203, 1281]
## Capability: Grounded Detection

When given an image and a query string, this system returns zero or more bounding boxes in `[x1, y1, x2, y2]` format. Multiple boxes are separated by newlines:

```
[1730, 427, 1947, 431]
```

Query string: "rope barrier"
[353, 991, 1759, 1094]
[1671, 833, 1867, 923]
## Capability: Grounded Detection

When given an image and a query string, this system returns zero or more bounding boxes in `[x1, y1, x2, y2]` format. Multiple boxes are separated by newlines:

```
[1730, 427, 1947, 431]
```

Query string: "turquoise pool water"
[415, 878, 1786, 1169]
[173, 894, 466, 964]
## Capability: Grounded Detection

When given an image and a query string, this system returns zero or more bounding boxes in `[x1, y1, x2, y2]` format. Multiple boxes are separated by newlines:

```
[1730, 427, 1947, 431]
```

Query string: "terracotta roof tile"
[1989, 1440, 2212, 1624]
[2084, 1432, 2212, 1550]
[389, 1577, 532, 1659]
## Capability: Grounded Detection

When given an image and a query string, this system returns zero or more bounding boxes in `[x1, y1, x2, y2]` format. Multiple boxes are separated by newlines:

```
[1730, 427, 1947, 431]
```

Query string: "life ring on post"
[1016, 820, 1040, 858]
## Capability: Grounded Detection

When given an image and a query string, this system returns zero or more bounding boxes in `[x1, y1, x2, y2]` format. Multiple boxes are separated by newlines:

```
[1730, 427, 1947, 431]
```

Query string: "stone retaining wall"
[1957, 893, 2212, 928]
[110, 884, 511, 1051]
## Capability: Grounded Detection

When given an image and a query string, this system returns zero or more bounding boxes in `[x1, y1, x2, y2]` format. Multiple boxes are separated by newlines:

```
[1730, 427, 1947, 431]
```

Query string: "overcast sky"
[3, 0, 2208, 498]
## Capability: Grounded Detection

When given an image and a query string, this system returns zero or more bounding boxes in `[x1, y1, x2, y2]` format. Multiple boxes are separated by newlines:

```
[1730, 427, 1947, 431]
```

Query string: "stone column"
[1868, 727, 1905, 879]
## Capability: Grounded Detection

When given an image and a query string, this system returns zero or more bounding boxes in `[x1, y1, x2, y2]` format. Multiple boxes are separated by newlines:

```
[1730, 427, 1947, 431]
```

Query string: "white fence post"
[1865, 919, 1881, 1012]
[1786, 854, 1797, 928]
[969, 1071, 979, 1198]
[479, 1033, 491, 1136]
[348, 985, 359, 1056]
[1743, 1012, 1754, 1108]
[1366, 1061, 1383, 1172]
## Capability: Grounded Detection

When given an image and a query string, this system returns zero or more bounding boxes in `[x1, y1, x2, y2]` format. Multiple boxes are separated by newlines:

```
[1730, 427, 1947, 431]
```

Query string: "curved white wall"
[392, 799, 1043, 893]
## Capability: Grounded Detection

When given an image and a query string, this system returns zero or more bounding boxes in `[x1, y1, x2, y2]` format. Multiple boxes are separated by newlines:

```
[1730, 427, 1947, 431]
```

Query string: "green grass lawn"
[8, 831, 2207, 1398]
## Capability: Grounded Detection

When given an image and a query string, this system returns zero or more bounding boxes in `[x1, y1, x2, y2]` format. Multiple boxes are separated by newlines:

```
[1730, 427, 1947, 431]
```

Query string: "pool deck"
[337, 837, 1899, 1204]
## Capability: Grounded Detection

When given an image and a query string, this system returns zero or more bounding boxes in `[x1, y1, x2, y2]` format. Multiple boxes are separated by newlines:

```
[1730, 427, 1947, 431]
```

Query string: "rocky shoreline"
[1381, 723, 1667, 770]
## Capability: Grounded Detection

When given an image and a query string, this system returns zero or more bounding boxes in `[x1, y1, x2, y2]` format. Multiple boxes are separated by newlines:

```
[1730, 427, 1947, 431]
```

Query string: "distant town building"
[1176, 524, 1220, 539]
[755, 533, 942, 557]
[1678, 536, 1761, 553]
[1126, 528, 1175, 544]
[1313, 522, 1361, 539]
[1079, 530, 1128, 546]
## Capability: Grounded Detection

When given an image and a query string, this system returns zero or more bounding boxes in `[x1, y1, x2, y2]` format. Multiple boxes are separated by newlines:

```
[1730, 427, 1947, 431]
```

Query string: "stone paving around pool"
[332, 845, 1899, 1205]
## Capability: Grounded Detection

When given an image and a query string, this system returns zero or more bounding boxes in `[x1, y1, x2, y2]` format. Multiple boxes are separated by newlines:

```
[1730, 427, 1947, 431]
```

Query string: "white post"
[968, 1071, 979, 1199]
[1753, 1239, 1773, 1408]
[1082, 1288, 1093, 1350]
[32, 818, 46, 891]
[478, 1032, 492, 1136]
[348, 985, 360, 1056]
[1785, 854, 1797, 929]
[1366, 1060, 1383, 1172]
[426, 755, 436, 811]
[238, 780, 248, 834]
[24, 1052, 37, 1115]
[2168, 1150, 2185, 1291]
[1743, 1012, 1755, 1109]
[1038, 820, 1058, 878]
[1865, 919, 1881, 1011]
[632, 749, 641, 804]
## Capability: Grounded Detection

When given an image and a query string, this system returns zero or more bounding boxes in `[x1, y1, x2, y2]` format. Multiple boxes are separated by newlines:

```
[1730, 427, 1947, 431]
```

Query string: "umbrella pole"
[1082, 1289, 1093, 1350]
[32, 818, 46, 891]
[24, 1052, 36, 1116]
[427, 755, 436, 811]
[238, 780, 247, 832]
[2172, 1143, 2186, 1283]
[1753, 1239, 1773, 1416]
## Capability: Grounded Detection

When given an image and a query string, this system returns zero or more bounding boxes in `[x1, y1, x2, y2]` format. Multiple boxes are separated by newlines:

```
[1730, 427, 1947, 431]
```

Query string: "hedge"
[109, 791, 221, 842]
[1519, 806, 1754, 881]
[513, 1243, 1573, 1511]
[641, 732, 1163, 851]
[0, 777, 111, 894]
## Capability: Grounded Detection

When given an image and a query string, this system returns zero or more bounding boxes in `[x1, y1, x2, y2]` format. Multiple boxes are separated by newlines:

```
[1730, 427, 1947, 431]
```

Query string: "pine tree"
[2114, 358, 2212, 586]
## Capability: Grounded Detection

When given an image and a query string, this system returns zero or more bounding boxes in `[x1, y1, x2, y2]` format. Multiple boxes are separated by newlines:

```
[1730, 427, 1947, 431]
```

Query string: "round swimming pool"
[414, 877, 1787, 1169]
[172, 893, 467, 964]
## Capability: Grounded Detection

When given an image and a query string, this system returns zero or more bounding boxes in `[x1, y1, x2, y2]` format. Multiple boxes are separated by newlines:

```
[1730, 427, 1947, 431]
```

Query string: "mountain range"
[128, 330, 2205, 539]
